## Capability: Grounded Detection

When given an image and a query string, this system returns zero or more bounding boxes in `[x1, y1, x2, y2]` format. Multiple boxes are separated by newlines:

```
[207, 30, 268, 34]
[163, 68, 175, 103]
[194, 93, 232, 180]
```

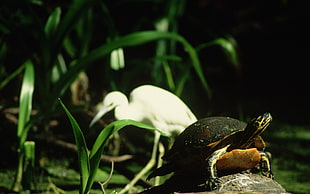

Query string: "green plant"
[22, 141, 35, 190]
[59, 99, 168, 194]
[196, 37, 239, 69]
[12, 60, 35, 191]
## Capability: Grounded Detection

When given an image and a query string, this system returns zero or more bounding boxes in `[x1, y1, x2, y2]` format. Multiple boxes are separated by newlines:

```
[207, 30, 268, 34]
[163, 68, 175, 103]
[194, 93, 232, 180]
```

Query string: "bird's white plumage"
[90, 85, 197, 135]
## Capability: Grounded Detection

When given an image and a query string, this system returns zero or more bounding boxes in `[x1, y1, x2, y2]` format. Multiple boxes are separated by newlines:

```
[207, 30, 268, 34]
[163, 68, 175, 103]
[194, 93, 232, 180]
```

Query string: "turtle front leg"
[259, 151, 274, 179]
[205, 145, 230, 190]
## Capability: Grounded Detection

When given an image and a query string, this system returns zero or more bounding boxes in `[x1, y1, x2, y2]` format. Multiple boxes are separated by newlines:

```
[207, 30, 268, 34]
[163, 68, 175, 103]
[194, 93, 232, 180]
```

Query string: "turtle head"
[252, 112, 272, 133]
[241, 112, 272, 147]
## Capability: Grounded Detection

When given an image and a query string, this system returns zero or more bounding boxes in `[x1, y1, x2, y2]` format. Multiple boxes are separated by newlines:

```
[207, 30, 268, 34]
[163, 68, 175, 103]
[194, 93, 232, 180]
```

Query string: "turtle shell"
[163, 117, 247, 162]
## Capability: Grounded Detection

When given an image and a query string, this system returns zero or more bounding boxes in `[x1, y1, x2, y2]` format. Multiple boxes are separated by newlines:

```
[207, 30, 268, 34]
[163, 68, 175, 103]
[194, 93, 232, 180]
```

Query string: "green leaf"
[214, 38, 239, 67]
[85, 119, 164, 193]
[0, 62, 26, 89]
[17, 60, 35, 139]
[58, 99, 90, 194]
[76, 8, 93, 57]
[110, 48, 125, 70]
[162, 60, 175, 91]
[51, 54, 67, 83]
[196, 37, 239, 68]
[53, 0, 95, 53]
[44, 7, 61, 38]
[63, 37, 77, 58]
[175, 69, 190, 96]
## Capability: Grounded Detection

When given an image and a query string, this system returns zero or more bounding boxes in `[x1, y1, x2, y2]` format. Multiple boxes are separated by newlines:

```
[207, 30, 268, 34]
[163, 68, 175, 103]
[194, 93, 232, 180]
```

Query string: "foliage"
[59, 99, 167, 194]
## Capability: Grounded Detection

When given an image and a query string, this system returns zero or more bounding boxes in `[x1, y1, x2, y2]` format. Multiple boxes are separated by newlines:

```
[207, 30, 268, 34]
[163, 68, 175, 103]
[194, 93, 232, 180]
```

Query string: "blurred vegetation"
[0, 0, 309, 193]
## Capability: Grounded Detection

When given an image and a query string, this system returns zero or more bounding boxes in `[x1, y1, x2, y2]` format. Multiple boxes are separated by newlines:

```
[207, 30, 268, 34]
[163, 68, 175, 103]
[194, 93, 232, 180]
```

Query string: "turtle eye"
[251, 116, 261, 127]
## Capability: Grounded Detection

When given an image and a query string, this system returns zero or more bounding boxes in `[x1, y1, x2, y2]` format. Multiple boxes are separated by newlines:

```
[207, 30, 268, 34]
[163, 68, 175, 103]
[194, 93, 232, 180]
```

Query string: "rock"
[139, 172, 288, 194]
[216, 173, 287, 193]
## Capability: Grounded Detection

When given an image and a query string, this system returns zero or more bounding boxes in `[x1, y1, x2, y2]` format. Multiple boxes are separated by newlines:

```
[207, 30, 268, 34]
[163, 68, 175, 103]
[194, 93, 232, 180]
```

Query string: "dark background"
[1, 0, 309, 193]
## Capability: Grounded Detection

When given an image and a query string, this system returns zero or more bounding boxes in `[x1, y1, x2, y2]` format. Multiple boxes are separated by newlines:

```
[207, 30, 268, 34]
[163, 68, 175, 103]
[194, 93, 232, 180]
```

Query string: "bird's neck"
[115, 102, 145, 122]
[114, 104, 132, 120]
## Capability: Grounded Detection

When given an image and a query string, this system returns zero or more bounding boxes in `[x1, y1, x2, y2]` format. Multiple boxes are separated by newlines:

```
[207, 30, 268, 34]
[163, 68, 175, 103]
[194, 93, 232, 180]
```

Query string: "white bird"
[89, 85, 197, 193]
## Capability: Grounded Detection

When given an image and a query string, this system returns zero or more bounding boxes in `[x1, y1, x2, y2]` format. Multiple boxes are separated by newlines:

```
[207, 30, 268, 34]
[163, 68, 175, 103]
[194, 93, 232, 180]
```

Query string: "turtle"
[147, 112, 273, 190]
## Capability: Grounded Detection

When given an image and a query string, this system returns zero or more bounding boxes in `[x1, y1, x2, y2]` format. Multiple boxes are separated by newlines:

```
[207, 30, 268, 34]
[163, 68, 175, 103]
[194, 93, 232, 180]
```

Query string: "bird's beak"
[89, 105, 114, 128]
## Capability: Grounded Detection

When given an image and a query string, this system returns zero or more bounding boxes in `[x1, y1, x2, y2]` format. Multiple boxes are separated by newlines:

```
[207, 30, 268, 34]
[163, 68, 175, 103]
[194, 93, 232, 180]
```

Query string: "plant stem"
[12, 150, 24, 192]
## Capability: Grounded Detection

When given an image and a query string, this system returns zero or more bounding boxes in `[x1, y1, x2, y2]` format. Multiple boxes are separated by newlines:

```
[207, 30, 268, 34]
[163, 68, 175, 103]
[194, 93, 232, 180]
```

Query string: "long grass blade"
[196, 37, 239, 68]
[17, 60, 35, 138]
[44, 7, 61, 38]
[85, 119, 164, 193]
[58, 99, 90, 194]
[53, 0, 95, 53]
[162, 60, 175, 91]
[76, 8, 93, 57]
[0, 62, 26, 89]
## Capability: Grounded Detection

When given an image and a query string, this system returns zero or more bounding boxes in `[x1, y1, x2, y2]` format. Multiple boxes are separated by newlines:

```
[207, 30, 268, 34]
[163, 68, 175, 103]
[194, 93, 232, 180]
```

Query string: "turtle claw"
[261, 165, 274, 180]
[205, 177, 221, 190]
[263, 171, 274, 179]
